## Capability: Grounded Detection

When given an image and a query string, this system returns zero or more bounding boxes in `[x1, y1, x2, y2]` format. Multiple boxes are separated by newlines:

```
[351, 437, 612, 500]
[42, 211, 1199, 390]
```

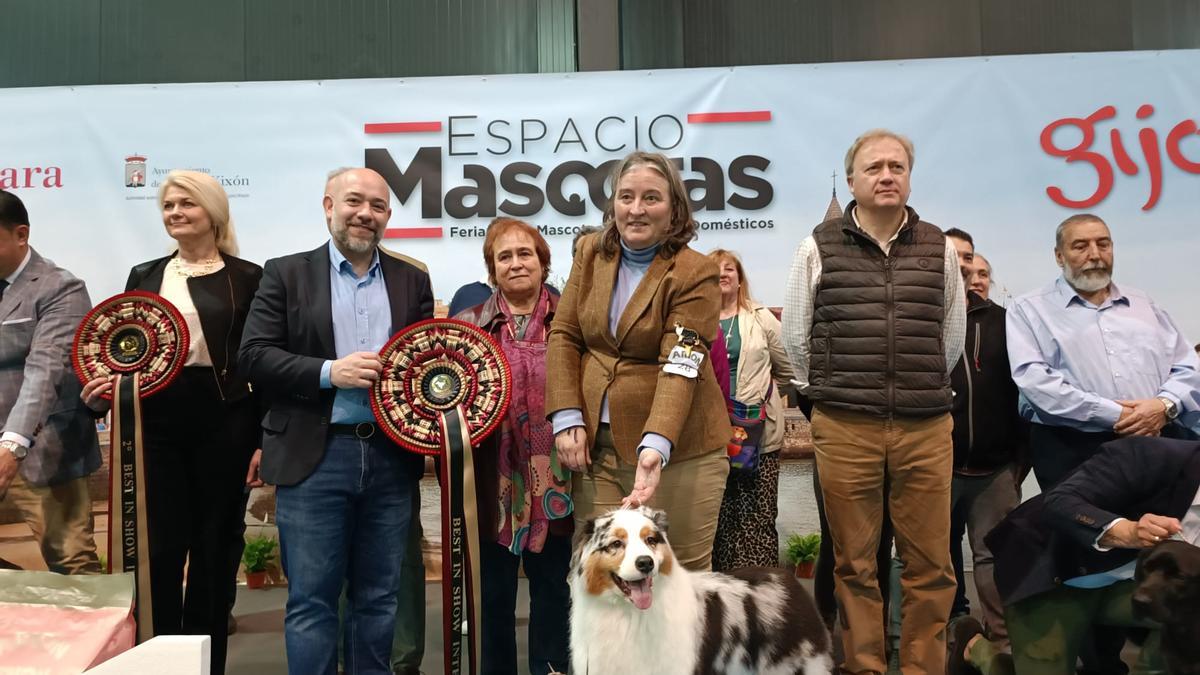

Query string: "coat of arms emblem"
[125, 154, 147, 188]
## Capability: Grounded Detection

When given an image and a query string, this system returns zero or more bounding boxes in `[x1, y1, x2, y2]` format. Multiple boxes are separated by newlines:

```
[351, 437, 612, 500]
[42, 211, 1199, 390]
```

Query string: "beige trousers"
[811, 405, 955, 675]
[572, 424, 729, 571]
[7, 473, 103, 574]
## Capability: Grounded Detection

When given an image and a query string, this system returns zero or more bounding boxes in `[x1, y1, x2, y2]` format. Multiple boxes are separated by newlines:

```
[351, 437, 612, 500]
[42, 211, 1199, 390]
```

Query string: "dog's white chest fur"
[570, 567, 702, 674]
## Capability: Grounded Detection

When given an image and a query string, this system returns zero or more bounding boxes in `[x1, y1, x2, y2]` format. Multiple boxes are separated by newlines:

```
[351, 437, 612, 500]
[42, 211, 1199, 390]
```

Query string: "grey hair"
[1054, 213, 1107, 251]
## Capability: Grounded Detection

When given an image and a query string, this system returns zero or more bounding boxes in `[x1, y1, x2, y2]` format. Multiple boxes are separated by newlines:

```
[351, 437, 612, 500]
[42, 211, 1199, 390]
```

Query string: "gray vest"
[807, 205, 951, 417]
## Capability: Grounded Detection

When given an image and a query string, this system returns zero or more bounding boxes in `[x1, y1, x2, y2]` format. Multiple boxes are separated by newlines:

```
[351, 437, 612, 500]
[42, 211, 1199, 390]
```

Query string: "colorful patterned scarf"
[495, 289, 573, 553]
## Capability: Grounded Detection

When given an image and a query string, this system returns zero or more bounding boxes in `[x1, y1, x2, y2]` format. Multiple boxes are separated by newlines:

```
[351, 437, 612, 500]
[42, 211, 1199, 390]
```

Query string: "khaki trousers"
[572, 424, 729, 571]
[811, 405, 955, 675]
[6, 473, 102, 574]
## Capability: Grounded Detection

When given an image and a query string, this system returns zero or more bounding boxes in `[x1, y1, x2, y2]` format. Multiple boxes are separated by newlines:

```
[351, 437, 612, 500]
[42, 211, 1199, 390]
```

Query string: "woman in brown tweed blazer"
[545, 151, 731, 570]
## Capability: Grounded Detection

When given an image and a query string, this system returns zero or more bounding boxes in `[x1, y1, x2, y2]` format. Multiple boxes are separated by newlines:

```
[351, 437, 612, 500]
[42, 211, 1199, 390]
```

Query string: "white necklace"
[168, 256, 223, 278]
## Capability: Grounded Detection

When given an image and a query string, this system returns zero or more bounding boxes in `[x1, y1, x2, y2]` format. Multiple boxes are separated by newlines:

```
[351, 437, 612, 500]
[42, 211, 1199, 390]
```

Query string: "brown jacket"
[546, 234, 731, 464]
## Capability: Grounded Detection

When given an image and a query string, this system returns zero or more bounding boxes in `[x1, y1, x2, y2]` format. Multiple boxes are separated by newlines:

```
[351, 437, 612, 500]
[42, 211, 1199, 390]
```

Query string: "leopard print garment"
[711, 452, 782, 571]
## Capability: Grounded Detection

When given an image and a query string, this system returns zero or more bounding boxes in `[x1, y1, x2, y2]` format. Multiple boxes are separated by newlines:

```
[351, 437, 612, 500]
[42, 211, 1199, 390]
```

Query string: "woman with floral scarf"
[455, 217, 571, 675]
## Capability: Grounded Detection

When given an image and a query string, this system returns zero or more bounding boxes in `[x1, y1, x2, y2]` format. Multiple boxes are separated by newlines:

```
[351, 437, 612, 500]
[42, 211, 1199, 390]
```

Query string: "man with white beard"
[1003, 213, 1200, 675]
[1007, 213, 1200, 490]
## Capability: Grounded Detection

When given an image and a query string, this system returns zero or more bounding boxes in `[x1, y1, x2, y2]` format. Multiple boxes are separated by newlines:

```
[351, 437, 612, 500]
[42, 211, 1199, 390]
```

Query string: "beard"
[1063, 262, 1112, 293]
[331, 221, 381, 254]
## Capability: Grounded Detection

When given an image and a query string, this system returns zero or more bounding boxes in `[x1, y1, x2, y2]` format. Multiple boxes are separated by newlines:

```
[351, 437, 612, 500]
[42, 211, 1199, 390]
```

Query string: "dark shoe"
[227, 613, 238, 635]
[946, 615, 985, 675]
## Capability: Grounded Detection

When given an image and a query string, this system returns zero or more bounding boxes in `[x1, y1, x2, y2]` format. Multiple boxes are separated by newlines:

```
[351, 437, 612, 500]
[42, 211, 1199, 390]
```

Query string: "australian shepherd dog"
[569, 506, 833, 674]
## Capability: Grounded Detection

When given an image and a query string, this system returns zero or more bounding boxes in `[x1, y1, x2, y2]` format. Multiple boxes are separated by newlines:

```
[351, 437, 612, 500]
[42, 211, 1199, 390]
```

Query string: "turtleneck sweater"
[608, 239, 660, 334]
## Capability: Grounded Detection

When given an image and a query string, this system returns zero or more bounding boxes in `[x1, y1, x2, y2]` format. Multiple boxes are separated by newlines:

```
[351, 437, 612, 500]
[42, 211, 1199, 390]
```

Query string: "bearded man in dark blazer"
[240, 168, 433, 674]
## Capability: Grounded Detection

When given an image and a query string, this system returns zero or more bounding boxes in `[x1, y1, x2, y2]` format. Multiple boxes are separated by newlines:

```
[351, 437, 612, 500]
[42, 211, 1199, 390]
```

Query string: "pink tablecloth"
[0, 570, 135, 674]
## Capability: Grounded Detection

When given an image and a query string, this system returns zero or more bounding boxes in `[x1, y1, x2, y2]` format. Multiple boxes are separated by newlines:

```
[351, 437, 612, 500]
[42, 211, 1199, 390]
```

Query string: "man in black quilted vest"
[783, 129, 966, 675]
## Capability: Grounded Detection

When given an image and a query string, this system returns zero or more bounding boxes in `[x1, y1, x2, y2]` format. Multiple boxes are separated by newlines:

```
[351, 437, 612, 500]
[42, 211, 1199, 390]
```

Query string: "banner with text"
[3, 50, 1199, 336]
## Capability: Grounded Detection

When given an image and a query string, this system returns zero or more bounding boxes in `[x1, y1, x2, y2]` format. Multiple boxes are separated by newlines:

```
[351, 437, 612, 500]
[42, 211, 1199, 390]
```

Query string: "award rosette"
[371, 319, 510, 675]
[72, 290, 189, 644]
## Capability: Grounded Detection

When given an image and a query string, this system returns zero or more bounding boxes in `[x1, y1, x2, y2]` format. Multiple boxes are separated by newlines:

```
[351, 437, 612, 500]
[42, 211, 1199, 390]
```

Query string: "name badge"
[664, 322, 705, 378]
[664, 345, 704, 378]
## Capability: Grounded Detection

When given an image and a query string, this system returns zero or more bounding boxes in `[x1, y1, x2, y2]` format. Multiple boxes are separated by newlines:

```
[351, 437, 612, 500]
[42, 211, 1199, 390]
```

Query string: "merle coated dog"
[569, 506, 833, 675]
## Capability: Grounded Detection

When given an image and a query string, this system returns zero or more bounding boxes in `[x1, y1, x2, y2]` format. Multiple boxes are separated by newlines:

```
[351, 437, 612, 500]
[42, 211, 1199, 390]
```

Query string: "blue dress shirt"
[318, 241, 392, 424]
[1006, 277, 1200, 434]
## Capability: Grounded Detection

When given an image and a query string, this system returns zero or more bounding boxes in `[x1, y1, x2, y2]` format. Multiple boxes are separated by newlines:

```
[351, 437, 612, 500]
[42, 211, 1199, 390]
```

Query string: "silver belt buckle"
[354, 422, 376, 439]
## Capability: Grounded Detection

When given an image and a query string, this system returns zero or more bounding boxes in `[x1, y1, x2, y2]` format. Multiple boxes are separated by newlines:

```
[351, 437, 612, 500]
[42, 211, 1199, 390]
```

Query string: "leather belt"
[329, 422, 377, 439]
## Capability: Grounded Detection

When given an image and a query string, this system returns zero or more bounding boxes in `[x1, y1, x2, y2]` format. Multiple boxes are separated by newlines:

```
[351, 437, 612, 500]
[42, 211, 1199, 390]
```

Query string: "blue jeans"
[276, 431, 421, 675]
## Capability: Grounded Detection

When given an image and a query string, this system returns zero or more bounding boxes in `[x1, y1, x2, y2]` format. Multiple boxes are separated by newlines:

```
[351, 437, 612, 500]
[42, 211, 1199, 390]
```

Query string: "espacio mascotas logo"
[362, 109, 777, 239]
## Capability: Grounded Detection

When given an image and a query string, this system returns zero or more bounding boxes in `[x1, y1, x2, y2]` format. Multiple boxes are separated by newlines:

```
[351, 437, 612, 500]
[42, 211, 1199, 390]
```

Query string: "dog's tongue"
[629, 578, 653, 610]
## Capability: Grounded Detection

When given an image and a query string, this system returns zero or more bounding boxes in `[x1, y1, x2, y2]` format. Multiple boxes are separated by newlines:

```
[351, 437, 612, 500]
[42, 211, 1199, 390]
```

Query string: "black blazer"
[238, 243, 434, 486]
[126, 252, 263, 402]
[987, 436, 1200, 606]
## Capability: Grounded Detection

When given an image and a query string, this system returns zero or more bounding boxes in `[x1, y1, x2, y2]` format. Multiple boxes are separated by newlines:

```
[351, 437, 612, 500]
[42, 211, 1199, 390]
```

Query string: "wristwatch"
[1, 440, 27, 461]
[1157, 396, 1179, 421]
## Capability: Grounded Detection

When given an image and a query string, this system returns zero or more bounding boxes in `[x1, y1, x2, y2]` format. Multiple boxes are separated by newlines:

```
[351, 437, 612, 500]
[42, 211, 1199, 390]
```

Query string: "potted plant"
[785, 533, 820, 578]
[242, 535, 278, 589]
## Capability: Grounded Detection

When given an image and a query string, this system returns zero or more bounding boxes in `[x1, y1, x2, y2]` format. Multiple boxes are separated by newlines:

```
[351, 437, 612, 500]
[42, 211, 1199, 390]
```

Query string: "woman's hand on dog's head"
[621, 449, 663, 508]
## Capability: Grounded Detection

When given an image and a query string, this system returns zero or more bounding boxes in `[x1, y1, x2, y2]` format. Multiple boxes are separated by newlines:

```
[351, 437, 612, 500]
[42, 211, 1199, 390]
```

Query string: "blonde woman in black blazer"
[82, 170, 261, 675]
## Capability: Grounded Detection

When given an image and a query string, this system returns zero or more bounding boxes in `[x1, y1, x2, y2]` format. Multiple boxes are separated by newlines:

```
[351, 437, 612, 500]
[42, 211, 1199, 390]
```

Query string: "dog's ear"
[1135, 546, 1156, 581]
[649, 508, 669, 535]
[569, 517, 598, 575]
